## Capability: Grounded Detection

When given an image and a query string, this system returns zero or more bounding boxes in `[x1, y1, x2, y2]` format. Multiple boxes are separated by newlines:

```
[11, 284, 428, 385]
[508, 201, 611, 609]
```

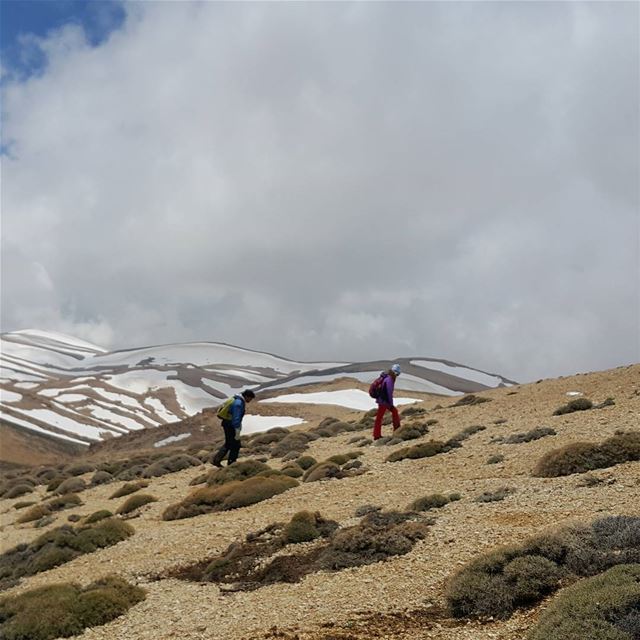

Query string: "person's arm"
[231, 398, 243, 435]
[385, 376, 395, 407]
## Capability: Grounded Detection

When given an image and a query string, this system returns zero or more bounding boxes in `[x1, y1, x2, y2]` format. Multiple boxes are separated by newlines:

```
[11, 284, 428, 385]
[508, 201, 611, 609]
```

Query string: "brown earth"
[0, 364, 638, 640]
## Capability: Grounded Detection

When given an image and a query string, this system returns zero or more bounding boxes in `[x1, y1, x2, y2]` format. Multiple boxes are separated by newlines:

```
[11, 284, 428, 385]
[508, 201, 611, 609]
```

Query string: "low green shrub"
[386, 440, 447, 463]
[12, 501, 37, 510]
[451, 395, 492, 407]
[247, 428, 289, 446]
[281, 463, 303, 478]
[393, 422, 430, 441]
[46, 475, 69, 492]
[115, 465, 147, 481]
[553, 397, 593, 415]
[84, 510, 113, 524]
[162, 474, 298, 520]
[528, 564, 640, 640]
[303, 462, 341, 483]
[446, 516, 640, 621]
[284, 511, 321, 543]
[326, 451, 362, 465]
[474, 487, 514, 503]
[317, 511, 432, 571]
[445, 425, 486, 449]
[487, 454, 505, 464]
[17, 494, 82, 524]
[0, 519, 134, 585]
[205, 460, 271, 486]
[409, 492, 461, 512]
[116, 494, 157, 515]
[142, 454, 201, 478]
[401, 406, 427, 417]
[65, 463, 95, 477]
[0, 574, 145, 640]
[56, 477, 87, 495]
[3, 484, 34, 499]
[270, 432, 313, 458]
[294, 455, 317, 470]
[496, 427, 556, 444]
[109, 481, 148, 499]
[90, 471, 114, 486]
[533, 432, 640, 477]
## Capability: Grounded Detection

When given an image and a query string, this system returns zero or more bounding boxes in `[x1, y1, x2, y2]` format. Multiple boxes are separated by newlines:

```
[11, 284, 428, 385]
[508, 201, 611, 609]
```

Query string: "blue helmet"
[391, 364, 401, 375]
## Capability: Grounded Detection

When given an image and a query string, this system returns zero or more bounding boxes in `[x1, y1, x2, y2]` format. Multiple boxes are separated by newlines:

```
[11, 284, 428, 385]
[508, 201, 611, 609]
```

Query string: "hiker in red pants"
[373, 364, 401, 440]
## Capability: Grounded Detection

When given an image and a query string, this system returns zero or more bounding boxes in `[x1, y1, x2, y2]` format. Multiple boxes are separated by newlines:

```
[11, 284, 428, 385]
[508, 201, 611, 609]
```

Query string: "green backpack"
[216, 397, 235, 421]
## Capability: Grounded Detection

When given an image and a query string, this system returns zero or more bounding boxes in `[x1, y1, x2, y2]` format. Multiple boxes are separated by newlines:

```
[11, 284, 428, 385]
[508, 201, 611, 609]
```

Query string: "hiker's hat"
[391, 364, 401, 375]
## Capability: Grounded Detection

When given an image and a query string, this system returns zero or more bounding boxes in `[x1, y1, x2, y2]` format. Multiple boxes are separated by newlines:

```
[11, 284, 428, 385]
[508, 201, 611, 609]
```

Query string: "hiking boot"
[212, 460, 223, 468]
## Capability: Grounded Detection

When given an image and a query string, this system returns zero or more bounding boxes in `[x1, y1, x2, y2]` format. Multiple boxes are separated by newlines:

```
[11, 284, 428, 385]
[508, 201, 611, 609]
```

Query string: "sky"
[1, 1, 638, 383]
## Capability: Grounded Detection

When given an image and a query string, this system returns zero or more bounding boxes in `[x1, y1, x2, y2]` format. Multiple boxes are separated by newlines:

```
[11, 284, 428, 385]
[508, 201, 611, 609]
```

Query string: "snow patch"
[411, 360, 504, 387]
[0, 389, 23, 402]
[242, 415, 305, 435]
[154, 433, 192, 448]
[261, 389, 419, 411]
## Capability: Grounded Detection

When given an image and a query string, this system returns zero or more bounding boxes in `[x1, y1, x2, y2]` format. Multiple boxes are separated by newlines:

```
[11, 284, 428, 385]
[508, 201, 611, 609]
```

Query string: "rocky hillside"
[0, 364, 638, 640]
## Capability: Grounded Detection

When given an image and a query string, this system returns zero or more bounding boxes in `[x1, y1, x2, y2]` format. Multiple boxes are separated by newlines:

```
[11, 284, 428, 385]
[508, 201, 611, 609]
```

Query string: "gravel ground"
[1, 364, 638, 640]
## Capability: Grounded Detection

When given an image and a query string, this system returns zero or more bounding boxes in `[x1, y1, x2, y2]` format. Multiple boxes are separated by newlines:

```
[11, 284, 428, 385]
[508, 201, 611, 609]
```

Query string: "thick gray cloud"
[1, 2, 638, 382]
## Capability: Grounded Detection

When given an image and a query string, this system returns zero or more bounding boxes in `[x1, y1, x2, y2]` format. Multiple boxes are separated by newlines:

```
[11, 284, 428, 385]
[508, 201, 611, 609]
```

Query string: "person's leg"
[390, 406, 401, 431]
[212, 423, 235, 466]
[228, 435, 241, 465]
[372, 405, 387, 440]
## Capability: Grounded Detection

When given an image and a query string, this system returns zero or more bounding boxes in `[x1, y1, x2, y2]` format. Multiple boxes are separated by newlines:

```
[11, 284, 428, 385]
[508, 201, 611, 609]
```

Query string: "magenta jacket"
[377, 373, 395, 407]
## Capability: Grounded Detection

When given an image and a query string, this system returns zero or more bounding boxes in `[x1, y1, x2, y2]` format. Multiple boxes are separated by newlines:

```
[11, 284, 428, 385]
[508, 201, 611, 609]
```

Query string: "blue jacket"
[227, 394, 246, 432]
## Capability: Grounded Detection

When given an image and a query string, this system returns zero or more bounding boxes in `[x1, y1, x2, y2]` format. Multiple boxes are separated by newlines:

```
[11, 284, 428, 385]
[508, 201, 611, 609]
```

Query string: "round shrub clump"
[109, 481, 148, 499]
[528, 564, 640, 640]
[0, 574, 145, 640]
[553, 398, 593, 415]
[284, 511, 321, 544]
[533, 432, 640, 477]
[116, 494, 158, 515]
[84, 510, 114, 524]
[4, 484, 34, 499]
[162, 474, 298, 521]
[295, 456, 317, 470]
[56, 477, 87, 495]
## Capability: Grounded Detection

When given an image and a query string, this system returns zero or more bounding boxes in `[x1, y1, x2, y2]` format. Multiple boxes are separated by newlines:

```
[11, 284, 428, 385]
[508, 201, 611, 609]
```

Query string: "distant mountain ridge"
[0, 329, 516, 448]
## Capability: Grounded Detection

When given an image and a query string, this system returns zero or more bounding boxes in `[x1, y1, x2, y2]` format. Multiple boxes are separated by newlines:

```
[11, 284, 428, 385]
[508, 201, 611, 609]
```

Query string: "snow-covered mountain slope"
[0, 330, 515, 447]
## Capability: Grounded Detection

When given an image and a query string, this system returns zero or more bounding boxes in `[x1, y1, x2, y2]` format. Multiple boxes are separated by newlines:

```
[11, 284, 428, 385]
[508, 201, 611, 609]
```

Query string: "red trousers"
[373, 404, 400, 440]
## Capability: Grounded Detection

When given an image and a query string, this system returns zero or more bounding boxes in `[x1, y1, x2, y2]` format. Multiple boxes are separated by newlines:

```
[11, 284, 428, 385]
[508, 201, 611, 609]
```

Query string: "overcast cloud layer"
[1, 2, 638, 382]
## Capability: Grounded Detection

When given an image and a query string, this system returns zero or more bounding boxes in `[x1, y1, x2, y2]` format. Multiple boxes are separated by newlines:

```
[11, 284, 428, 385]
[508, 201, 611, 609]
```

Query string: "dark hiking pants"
[212, 421, 240, 466]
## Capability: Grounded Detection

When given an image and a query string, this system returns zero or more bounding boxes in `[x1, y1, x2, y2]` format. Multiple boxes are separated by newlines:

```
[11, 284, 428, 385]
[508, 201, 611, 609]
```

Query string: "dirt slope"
[0, 364, 638, 640]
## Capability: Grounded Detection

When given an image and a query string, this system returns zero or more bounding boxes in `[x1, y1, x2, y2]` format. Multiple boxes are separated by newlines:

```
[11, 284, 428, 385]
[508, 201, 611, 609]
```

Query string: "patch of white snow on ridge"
[566, 391, 583, 397]
[8, 408, 110, 441]
[0, 389, 23, 402]
[91, 388, 144, 408]
[265, 371, 460, 396]
[53, 394, 88, 403]
[0, 414, 90, 445]
[411, 360, 504, 387]
[261, 389, 419, 412]
[11, 330, 107, 353]
[154, 433, 192, 448]
[14, 382, 40, 389]
[242, 415, 305, 435]
[144, 398, 178, 423]
[88, 408, 145, 432]
[93, 343, 344, 373]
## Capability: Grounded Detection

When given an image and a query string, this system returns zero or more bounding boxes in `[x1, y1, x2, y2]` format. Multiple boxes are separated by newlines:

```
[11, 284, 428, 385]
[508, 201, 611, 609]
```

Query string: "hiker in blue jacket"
[212, 389, 255, 467]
